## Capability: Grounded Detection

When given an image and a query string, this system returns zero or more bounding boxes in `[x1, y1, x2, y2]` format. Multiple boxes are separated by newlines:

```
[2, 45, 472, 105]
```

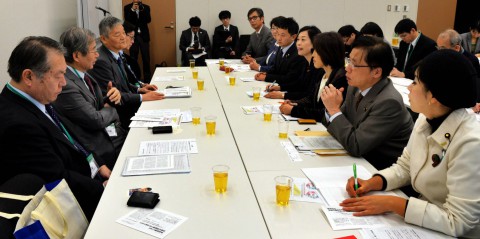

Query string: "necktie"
[121, 54, 140, 84]
[194, 33, 199, 42]
[45, 104, 90, 157]
[83, 74, 96, 98]
[355, 92, 364, 110]
[224, 27, 228, 32]
[404, 44, 414, 71]
[116, 56, 128, 84]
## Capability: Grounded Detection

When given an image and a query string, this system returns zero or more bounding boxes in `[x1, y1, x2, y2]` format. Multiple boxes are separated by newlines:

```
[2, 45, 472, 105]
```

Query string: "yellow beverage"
[189, 61, 195, 69]
[264, 113, 272, 121]
[392, 38, 399, 46]
[192, 117, 201, 125]
[276, 185, 291, 206]
[219, 59, 224, 66]
[192, 71, 198, 79]
[206, 121, 216, 135]
[253, 92, 260, 101]
[225, 67, 231, 74]
[197, 80, 204, 91]
[214, 172, 228, 193]
[229, 77, 235, 86]
[278, 132, 288, 139]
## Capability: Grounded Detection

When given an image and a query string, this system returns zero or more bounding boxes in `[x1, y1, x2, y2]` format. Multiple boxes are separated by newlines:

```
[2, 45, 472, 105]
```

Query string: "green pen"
[353, 163, 358, 191]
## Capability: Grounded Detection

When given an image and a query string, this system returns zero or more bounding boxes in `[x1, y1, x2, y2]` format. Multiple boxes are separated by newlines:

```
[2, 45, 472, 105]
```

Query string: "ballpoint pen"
[267, 80, 276, 92]
[353, 163, 358, 193]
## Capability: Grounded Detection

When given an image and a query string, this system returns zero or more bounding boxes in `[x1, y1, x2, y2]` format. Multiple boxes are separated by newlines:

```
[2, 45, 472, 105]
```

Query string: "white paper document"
[166, 69, 186, 73]
[280, 141, 302, 162]
[180, 111, 192, 123]
[129, 120, 176, 128]
[360, 226, 450, 239]
[160, 87, 192, 98]
[321, 206, 389, 230]
[290, 177, 327, 204]
[136, 109, 181, 118]
[139, 139, 198, 155]
[246, 90, 267, 98]
[240, 77, 255, 82]
[289, 135, 344, 150]
[241, 105, 281, 115]
[122, 154, 191, 176]
[152, 76, 184, 82]
[117, 208, 188, 239]
[228, 64, 251, 72]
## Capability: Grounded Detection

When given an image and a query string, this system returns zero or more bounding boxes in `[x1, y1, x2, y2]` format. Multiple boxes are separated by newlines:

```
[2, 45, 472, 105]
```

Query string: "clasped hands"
[320, 84, 344, 116]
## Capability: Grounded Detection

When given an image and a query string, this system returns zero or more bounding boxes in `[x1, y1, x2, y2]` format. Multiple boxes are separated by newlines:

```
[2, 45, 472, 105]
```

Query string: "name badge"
[106, 124, 117, 137]
[87, 154, 99, 178]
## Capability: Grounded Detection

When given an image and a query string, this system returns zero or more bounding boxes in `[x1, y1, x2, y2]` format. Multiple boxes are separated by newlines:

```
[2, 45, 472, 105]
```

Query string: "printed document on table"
[321, 206, 389, 230]
[241, 105, 281, 115]
[136, 109, 181, 118]
[117, 208, 188, 239]
[139, 139, 198, 155]
[129, 120, 176, 128]
[160, 87, 192, 98]
[122, 154, 191, 176]
[289, 135, 344, 150]
[240, 77, 255, 82]
[166, 69, 186, 73]
[290, 177, 327, 204]
[360, 226, 452, 239]
[152, 76, 184, 82]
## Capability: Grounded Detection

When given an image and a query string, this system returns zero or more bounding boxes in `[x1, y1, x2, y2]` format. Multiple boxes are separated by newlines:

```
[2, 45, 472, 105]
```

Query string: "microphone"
[95, 6, 110, 16]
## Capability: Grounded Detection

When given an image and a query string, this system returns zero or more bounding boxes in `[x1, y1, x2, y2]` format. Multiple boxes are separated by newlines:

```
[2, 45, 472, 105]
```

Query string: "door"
[122, 0, 177, 73]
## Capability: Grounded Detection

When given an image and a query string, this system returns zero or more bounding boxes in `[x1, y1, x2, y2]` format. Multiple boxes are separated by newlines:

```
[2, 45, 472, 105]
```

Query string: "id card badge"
[106, 123, 117, 137]
[87, 154, 99, 178]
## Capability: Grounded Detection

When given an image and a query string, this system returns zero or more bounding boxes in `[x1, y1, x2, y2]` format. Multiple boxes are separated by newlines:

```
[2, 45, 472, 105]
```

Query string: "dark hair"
[99, 16, 122, 37]
[60, 27, 96, 64]
[338, 25, 358, 38]
[298, 26, 321, 53]
[313, 32, 345, 69]
[247, 8, 264, 18]
[123, 21, 136, 34]
[8, 36, 65, 82]
[468, 19, 480, 32]
[189, 16, 201, 27]
[270, 16, 285, 28]
[394, 18, 417, 34]
[360, 22, 384, 38]
[351, 36, 394, 78]
[276, 17, 299, 36]
[218, 10, 231, 20]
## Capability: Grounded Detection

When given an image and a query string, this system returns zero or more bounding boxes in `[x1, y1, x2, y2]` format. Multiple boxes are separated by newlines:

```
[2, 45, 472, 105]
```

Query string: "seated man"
[254, 17, 306, 94]
[54, 26, 126, 170]
[179, 16, 211, 67]
[338, 25, 359, 57]
[89, 16, 164, 129]
[390, 18, 437, 80]
[0, 36, 106, 220]
[249, 16, 284, 72]
[212, 10, 239, 59]
[241, 8, 274, 64]
[321, 36, 413, 170]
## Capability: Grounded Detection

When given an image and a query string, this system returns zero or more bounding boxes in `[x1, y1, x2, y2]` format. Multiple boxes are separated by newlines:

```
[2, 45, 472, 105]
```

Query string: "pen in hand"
[353, 163, 358, 197]
[267, 80, 276, 92]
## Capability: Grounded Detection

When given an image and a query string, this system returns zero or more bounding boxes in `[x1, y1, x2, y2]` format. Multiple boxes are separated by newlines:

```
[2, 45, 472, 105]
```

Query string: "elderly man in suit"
[241, 8, 274, 64]
[321, 36, 413, 170]
[89, 16, 163, 130]
[54, 27, 126, 170]
[390, 18, 437, 80]
[212, 10, 240, 59]
[0, 36, 106, 220]
[179, 16, 211, 66]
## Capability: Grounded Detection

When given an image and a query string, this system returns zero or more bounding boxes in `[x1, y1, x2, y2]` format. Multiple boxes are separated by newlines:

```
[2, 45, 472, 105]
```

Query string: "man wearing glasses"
[321, 36, 413, 171]
[241, 8, 274, 64]
[390, 18, 436, 80]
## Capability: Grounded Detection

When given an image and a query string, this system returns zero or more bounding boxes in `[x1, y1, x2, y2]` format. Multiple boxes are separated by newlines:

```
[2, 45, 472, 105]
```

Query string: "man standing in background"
[124, 0, 152, 82]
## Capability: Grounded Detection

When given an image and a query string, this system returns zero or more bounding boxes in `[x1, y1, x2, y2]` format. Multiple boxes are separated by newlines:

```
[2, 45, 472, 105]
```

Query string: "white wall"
[175, 0, 419, 63]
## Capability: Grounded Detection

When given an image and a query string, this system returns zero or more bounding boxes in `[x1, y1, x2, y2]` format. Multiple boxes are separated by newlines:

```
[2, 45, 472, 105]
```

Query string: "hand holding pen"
[345, 173, 384, 198]
[266, 80, 277, 92]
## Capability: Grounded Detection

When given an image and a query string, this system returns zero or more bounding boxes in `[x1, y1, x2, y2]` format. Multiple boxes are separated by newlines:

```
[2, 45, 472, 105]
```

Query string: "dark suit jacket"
[291, 67, 347, 121]
[123, 53, 142, 86]
[179, 28, 211, 64]
[258, 41, 278, 72]
[124, 3, 151, 42]
[461, 32, 480, 54]
[395, 33, 437, 80]
[243, 25, 274, 62]
[53, 68, 126, 169]
[265, 43, 307, 92]
[88, 45, 141, 128]
[326, 78, 413, 170]
[212, 24, 239, 58]
[283, 59, 325, 100]
[0, 87, 103, 220]
[461, 49, 480, 102]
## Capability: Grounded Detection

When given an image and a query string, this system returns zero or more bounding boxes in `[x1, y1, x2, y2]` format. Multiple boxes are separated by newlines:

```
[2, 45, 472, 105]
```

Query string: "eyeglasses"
[345, 58, 371, 69]
[248, 16, 259, 21]
[127, 34, 135, 40]
[343, 36, 350, 44]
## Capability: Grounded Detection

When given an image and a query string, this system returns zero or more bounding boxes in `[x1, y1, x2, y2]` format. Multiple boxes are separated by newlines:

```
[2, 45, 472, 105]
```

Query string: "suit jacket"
[461, 49, 480, 102]
[179, 28, 211, 62]
[395, 33, 437, 80]
[124, 3, 151, 42]
[378, 109, 480, 238]
[326, 77, 413, 170]
[291, 67, 347, 121]
[265, 43, 307, 91]
[212, 24, 239, 58]
[258, 41, 278, 72]
[53, 68, 126, 169]
[123, 53, 142, 86]
[88, 45, 141, 128]
[461, 32, 480, 54]
[283, 59, 325, 100]
[0, 87, 103, 220]
[243, 25, 274, 62]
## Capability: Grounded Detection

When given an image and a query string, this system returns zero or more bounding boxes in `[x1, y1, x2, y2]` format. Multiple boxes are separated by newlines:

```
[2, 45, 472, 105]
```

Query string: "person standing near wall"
[124, 0, 152, 82]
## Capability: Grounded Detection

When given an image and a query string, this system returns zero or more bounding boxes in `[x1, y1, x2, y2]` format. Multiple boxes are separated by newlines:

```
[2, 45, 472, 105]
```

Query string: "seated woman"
[279, 32, 347, 122]
[249, 16, 284, 72]
[460, 19, 480, 57]
[264, 26, 322, 100]
[340, 50, 480, 238]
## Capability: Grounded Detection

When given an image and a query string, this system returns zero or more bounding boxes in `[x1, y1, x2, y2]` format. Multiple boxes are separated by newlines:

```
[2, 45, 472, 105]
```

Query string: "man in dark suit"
[179, 16, 211, 66]
[54, 27, 126, 170]
[390, 18, 437, 80]
[254, 17, 306, 95]
[124, 0, 152, 82]
[0, 36, 107, 220]
[321, 36, 413, 170]
[89, 16, 163, 129]
[212, 10, 240, 59]
[241, 8, 274, 63]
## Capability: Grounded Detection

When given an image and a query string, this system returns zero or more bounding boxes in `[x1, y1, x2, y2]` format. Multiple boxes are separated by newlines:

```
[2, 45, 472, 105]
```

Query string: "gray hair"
[439, 29, 462, 48]
[99, 16, 122, 38]
[60, 26, 96, 63]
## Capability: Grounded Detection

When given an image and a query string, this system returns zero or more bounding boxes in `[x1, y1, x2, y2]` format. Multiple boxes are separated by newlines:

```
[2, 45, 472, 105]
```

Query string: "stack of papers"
[293, 131, 346, 155]
[129, 109, 182, 128]
[160, 86, 192, 98]
[138, 139, 198, 156]
[122, 154, 191, 176]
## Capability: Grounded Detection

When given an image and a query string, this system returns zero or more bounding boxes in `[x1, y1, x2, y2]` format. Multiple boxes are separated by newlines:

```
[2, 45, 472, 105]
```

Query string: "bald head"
[436, 29, 462, 52]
